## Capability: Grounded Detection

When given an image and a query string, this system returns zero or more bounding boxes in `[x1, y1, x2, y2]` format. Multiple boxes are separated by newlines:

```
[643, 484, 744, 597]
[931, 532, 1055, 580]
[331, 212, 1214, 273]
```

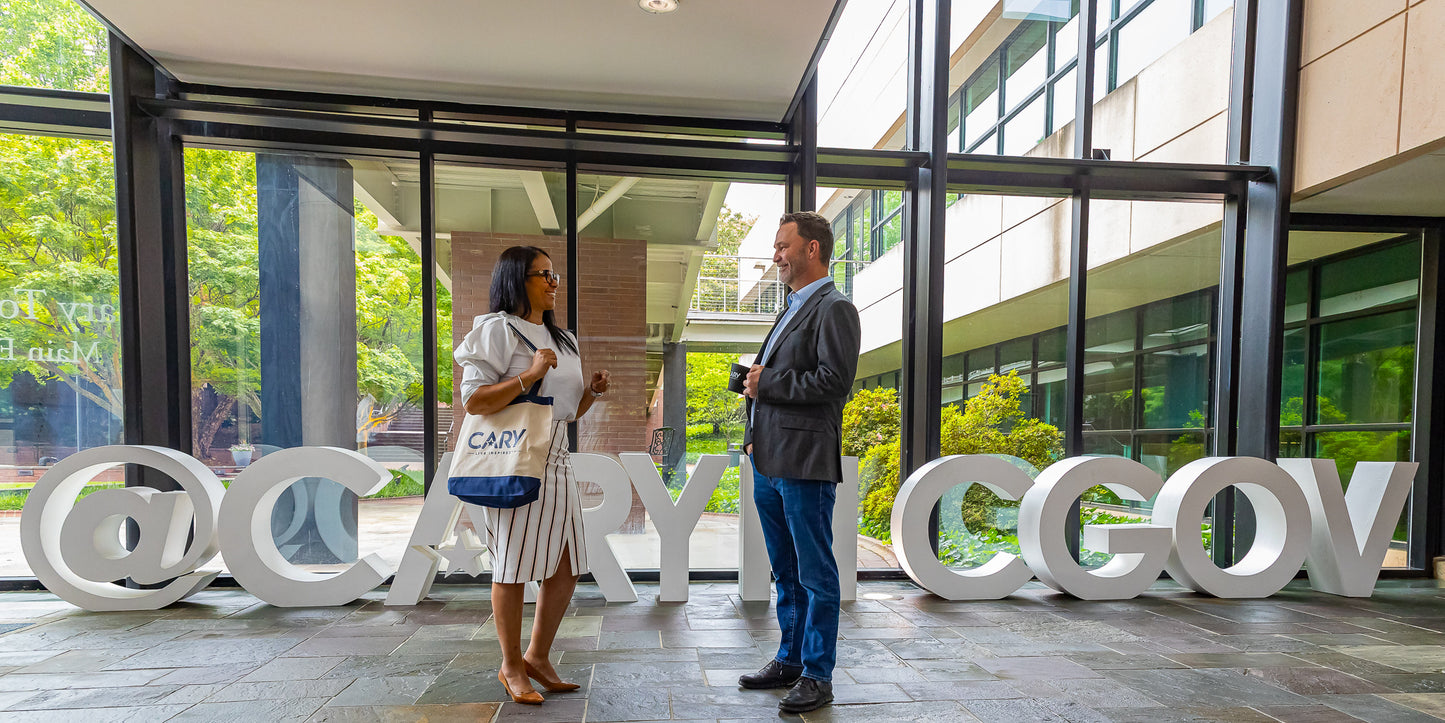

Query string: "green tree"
[686, 352, 743, 434]
[850, 371, 1063, 542]
[0, 0, 108, 92]
[693, 206, 756, 312]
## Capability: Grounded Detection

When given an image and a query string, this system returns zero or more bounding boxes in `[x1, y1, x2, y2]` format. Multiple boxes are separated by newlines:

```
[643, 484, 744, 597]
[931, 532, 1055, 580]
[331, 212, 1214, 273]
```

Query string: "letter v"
[619, 453, 727, 603]
[1277, 458, 1417, 597]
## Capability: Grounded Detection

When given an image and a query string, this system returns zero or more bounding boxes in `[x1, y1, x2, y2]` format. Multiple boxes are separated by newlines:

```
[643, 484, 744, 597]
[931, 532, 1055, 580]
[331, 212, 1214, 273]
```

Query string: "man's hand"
[743, 364, 763, 399]
[745, 444, 753, 454]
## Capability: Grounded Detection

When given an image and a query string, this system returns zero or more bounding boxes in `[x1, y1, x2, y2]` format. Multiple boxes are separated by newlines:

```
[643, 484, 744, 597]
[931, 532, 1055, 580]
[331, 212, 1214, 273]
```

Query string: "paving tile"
[0, 670, 170, 691]
[413, 667, 510, 705]
[903, 658, 997, 681]
[156, 683, 230, 705]
[1253, 704, 1376, 722]
[975, 655, 1101, 680]
[106, 638, 301, 669]
[960, 697, 1068, 722]
[1357, 672, 1445, 693]
[1380, 693, 1445, 718]
[1318, 693, 1445, 722]
[280, 635, 408, 657]
[1093, 706, 1278, 722]
[1244, 665, 1390, 694]
[324, 675, 434, 706]
[150, 665, 259, 685]
[796, 700, 980, 722]
[168, 697, 330, 722]
[0, 705, 192, 722]
[240, 655, 346, 681]
[494, 697, 588, 721]
[582, 686, 670, 721]
[668, 688, 789, 719]
[1100, 668, 1314, 708]
[319, 653, 455, 679]
[562, 647, 698, 664]
[13, 648, 144, 673]
[839, 666, 927, 684]
[5, 684, 183, 710]
[598, 630, 661, 649]
[207, 678, 355, 702]
[898, 680, 1020, 701]
[304, 703, 500, 722]
[1328, 645, 1445, 673]
[590, 661, 705, 688]
[1166, 652, 1316, 668]
[662, 630, 756, 648]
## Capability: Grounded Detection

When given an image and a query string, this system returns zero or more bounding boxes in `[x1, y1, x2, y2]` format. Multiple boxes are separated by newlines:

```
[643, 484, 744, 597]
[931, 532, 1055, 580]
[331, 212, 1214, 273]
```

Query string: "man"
[739, 211, 861, 714]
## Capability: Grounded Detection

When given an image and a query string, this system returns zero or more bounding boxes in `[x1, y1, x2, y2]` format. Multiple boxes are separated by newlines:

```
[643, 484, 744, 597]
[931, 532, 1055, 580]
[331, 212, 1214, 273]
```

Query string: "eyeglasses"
[527, 270, 563, 284]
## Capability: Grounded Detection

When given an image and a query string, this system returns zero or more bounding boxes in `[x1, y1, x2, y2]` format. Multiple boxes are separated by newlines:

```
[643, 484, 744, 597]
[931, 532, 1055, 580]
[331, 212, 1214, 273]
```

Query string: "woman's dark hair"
[489, 246, 578, 354]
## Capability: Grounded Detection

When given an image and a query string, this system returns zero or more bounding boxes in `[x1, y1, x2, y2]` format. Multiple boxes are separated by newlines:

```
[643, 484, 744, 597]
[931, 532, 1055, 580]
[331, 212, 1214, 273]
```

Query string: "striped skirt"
[482, 420, 589, 583]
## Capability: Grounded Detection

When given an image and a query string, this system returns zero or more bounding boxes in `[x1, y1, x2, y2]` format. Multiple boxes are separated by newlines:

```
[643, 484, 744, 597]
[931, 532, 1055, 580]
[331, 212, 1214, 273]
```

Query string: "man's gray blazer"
[743, 282, 861, 484]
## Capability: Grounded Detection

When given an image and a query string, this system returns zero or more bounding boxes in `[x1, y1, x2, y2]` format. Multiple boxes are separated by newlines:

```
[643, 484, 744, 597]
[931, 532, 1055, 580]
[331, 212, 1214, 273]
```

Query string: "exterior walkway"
[2, 580, 1445, 721]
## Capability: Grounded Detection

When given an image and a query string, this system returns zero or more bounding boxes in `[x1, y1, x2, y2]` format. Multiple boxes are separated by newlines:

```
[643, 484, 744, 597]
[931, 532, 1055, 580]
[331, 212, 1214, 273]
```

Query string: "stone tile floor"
[2, 579, 1445, 721]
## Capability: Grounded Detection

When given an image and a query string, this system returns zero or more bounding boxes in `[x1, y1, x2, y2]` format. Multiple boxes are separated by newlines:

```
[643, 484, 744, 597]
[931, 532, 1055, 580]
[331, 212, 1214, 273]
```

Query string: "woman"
[453, 245, 610, 705]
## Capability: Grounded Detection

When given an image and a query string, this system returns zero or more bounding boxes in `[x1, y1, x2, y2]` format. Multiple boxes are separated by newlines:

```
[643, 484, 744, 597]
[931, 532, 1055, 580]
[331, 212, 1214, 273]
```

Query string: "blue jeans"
[752, 465, 839, 682]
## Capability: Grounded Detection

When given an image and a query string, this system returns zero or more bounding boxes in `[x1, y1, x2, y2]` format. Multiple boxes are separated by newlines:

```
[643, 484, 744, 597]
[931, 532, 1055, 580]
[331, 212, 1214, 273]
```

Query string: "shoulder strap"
[507, 323, 539, 352]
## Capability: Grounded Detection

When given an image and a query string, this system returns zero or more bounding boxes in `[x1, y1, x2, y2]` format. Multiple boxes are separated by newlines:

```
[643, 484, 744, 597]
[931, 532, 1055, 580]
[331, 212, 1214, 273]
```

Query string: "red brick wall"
[449, 232, 651, 532]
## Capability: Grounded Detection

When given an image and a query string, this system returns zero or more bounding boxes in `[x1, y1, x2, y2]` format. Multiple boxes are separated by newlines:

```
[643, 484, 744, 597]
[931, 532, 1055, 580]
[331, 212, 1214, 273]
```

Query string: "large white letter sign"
[620, 453, 726, 602]
[220, 447, 393, 607]
[1154, 457, 1311, 598]
[386, 453, 489, 606]
[737, 456, 860, 603]
[1278, 459, 1417, 597]
[21, 446, 223, 611]
[574, 453, 639, 603]
[893, 455, 1035, 600]
[1019, 457, 1170, 600]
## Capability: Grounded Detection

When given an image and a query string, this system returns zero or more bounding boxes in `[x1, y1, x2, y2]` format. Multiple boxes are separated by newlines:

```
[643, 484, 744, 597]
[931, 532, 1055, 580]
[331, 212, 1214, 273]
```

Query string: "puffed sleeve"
[454, 312, 518, 404]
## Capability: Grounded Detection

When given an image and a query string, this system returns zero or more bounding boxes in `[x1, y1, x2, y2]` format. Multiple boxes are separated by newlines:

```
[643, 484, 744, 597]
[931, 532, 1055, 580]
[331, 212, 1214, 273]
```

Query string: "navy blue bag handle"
[506, 323, 549, 402]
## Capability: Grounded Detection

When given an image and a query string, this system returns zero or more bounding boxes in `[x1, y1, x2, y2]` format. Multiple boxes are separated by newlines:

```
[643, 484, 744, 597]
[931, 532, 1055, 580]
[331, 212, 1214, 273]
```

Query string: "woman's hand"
[526, 349, 558, 382]
[590, 370, 611, 395]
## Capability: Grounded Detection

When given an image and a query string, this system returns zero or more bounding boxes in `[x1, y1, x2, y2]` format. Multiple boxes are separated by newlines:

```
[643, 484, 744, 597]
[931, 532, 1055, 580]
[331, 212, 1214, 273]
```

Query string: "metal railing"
[688, 255, 868, 315]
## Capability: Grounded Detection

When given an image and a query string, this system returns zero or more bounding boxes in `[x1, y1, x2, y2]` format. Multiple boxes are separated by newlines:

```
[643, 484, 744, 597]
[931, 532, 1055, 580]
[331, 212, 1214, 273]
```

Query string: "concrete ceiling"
[84, 0, 838, 120]
[1293, 146, 1445, 217]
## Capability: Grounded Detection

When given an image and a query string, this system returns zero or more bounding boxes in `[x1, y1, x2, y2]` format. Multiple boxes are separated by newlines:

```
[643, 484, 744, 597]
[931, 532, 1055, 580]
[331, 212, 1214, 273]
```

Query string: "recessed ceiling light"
[639, 0, 679, 14]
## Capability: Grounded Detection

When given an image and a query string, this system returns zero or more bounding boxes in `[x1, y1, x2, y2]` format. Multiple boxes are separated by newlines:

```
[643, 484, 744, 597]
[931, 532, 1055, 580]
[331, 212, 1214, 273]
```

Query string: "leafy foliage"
[849, 371, 1063, 543]
[686, 352, 743, 434]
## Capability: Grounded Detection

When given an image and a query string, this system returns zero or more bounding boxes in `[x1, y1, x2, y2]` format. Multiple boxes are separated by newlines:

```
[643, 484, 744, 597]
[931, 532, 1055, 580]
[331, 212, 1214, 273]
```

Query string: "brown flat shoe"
[498, 671, 544, 704]
[525, 659, 581, 692]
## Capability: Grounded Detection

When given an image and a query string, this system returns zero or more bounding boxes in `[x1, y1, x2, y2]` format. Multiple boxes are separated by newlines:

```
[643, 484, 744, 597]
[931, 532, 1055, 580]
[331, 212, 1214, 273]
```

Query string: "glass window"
[0, 0, 109, 92]
[1038, 328, 1066, 366]
[1202, 0, 1233, 24]
[965, 58, 1002, 148]
[1318, 241, 1420, 317]
[1314, 430, 1411, 568]
[1004, 23, 1049, 112]
[1003, 94, 1048, 156]
[1315, 310, 1415, 426]
[967, 349, 997, 382]
[1051, 69, 1077, 132]
[1115, 0, 1192, 85]
[1036, 367, 1067, 427]
[1280, 327, 1307, 427]
[816, 0, 908, 150]
[1094, 38, 1111, 101]
[877, 213, 903, 257]
[1085, 310, 1135, 358]
[1141, 292, 1210, 349]
[186, 150, 424, 572]
[1284, 269, 1308, 323]
[0, 133, 120, 577]
[1140, 344, 1209, 429]
[1084, 356, 1134, 430]
[1054, 13, 1080, 69]
[1000, 337, 1033, 374]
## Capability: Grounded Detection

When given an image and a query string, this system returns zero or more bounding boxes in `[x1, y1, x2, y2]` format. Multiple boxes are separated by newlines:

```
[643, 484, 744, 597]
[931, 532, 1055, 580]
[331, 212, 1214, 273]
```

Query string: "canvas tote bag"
[447, 325, 555, 508]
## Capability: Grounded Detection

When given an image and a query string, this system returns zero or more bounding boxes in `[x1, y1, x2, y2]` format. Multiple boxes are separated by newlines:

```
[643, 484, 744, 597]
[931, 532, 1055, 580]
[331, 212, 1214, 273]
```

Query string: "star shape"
[435, 530, 487, 577]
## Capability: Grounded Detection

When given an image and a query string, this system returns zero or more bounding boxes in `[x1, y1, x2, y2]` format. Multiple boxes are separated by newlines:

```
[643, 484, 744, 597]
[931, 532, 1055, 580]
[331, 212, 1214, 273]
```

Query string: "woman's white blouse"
[454, 312, 584, 422]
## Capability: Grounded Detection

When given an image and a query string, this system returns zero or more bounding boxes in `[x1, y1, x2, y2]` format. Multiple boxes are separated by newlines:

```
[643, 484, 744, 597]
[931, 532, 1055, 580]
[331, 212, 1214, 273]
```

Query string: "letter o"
[1154, 457, 1311, 598]
[892, 455, 1035, 600]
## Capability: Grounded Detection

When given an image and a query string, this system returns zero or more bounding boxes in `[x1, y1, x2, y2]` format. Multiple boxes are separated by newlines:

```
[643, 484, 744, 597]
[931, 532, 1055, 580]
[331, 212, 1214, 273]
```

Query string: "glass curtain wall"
[947, 0, 1233, 163]
[824, 184, 906, 568]
[1278, 233, 1422, 569]
[815, 0, 909, 150]
[184, 149, 424, 572]
[937, 193, 1073, 567]
[1081, 199, 1222, 563]
[0, 133, 120, 578]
